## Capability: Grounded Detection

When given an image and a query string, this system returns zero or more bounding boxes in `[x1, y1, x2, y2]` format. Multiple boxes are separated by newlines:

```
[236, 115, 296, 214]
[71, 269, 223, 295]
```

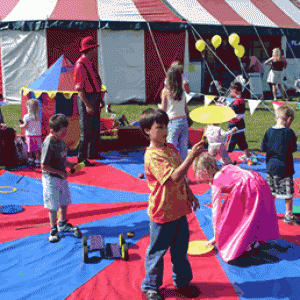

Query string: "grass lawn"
[2, 99, 300, 158]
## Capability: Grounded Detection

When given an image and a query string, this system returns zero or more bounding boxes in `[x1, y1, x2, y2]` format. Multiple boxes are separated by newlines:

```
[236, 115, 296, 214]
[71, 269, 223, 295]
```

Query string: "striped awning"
[0, 0, 299, 31]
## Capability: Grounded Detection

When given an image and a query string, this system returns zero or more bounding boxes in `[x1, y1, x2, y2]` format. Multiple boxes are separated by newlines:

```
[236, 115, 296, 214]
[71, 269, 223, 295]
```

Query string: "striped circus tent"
[0, 0, 300, 104]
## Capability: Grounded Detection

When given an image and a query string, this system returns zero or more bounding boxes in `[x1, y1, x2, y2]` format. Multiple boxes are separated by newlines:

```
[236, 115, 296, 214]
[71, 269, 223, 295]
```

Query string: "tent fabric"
[1, 0, 300, 104]
[1, 150, 300, 300]
[22, 55, 76, 97]
[1, 0, 300, 29]
[145, 29, 186, 103]
[98, 29, 146, 104]
[0, 30, 47, 103]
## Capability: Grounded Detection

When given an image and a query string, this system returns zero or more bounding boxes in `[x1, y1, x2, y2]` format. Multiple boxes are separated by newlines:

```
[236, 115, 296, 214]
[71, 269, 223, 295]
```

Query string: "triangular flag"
[247, 99, 262, 115]
[204, 95, 215, 106]
[185, 92, 196, 103]
[225, 97, 235, 107]
[272, 101, 285, 112]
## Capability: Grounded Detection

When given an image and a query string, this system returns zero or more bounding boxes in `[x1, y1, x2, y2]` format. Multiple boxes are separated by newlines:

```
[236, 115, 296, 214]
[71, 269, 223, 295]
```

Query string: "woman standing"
[265, 48, 287, 101]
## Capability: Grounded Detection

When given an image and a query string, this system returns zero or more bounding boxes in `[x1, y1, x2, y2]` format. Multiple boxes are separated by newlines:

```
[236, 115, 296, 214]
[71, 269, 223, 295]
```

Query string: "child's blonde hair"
[27, 99, 40, 121]
[276, 104, 294, 123]
[272, 48, 284, 61]
[194, 153, 219, 180]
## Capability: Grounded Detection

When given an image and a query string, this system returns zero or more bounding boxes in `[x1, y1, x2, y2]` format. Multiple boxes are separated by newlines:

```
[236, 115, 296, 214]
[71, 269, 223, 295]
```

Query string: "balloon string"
[221, 25, 262, 101]
[190, 27, 222, 97]
[189, 23, 238, 82]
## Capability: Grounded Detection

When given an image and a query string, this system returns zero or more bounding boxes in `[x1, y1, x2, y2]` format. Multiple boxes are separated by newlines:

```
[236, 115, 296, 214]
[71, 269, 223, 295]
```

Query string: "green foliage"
[2, 100, 300, 158]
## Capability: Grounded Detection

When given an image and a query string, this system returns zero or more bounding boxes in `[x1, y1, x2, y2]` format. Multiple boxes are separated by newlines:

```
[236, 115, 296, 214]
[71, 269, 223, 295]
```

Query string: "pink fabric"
[25, 136, 42, 152]
[211, 164, 280, 262]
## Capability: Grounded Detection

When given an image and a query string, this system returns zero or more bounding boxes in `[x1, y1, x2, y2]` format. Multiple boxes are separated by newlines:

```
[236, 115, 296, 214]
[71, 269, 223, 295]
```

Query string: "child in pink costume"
[195, 153, 280, 263]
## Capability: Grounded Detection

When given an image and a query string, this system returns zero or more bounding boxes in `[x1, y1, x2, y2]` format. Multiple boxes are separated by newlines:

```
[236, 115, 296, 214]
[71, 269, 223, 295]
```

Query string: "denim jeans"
[141, 216, 192, 292]
[167, 117, 189, 161]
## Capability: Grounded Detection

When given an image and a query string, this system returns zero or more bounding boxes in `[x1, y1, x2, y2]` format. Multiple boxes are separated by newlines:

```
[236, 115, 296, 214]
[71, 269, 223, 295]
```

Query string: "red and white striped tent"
[0, 0, 300, 104]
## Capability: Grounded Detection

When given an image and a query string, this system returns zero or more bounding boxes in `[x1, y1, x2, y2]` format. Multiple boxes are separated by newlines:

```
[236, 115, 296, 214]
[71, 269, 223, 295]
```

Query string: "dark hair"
[49, 114, 69, 132]
[139, 108, 169, 139]
[230, 81, 242, 92]
[165, 68, 183, 101]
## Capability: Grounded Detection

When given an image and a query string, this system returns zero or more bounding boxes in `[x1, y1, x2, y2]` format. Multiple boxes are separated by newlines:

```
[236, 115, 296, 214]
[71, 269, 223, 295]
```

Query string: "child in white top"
[20, 99, 42, 167]
[161, 67, 189, 162]
[205, 124, 237, 165]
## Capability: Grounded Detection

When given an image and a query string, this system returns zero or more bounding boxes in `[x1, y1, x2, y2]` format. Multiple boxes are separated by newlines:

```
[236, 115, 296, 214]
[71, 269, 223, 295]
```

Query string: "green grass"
[2, 100, 300, 158]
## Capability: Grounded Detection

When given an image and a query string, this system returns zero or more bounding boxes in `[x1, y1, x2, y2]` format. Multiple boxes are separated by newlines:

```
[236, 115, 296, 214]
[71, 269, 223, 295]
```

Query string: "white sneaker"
[239, 154, 251, 161]
[28, 158, 34, 165]
[49, 228, 60, 243]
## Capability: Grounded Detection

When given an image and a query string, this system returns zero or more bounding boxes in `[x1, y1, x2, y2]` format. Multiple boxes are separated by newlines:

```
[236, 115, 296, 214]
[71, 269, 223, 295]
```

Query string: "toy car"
[82, 233, 129, 263]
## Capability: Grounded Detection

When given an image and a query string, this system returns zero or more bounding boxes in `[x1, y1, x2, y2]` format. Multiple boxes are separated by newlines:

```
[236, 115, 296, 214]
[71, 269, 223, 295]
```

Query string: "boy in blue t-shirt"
[261, 104, 300, 225]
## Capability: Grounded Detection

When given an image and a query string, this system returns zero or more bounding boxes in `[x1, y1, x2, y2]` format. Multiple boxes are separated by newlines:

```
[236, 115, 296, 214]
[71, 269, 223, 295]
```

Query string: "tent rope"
[189, 23, 237, 82]
[221, 25, 261, 101]
[146, 22, 167, 76]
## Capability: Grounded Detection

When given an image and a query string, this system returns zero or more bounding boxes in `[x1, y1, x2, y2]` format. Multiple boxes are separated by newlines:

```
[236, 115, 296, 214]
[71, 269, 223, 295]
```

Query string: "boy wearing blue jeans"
[41, 114, 81, 242]
[139, 108, 204, 300]
[261, 104, 300, 225]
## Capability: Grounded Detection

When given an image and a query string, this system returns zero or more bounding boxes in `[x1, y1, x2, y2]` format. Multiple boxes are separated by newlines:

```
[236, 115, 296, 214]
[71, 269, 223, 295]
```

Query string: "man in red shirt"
[74, 36, 105, 165]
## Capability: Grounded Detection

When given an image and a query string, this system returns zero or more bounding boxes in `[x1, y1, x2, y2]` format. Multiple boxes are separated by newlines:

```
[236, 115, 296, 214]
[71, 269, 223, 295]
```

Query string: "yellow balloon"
[234, 45, 245, 58]
[195, 39, 205, 52]
[211, 35, 222, 49]
[229, 33, 240, 47]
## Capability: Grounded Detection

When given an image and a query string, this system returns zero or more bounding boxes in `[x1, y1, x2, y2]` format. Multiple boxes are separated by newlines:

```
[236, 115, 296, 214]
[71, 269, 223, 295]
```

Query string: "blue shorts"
[42, 174, 72, 211]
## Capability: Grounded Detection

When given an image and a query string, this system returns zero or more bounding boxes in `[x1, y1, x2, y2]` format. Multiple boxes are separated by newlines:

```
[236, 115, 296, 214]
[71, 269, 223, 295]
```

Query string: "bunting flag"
[297, 103, 300, 111]
[204, 95, 215, 106]
[272, 101, 285, 112]
[247, 99, 262, 115]
[225, 98, 235, 107]
[185, 92, 196, 103]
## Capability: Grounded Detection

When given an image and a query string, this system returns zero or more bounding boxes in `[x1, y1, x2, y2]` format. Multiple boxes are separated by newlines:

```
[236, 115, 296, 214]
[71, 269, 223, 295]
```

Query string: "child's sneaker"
[49, 228, 60, 243]
[144, 290, 162, 300]
[58, 222, 82, 237]
[283, 214, 300, 225]
[58, 222, 77, 232]
[239, 154, 251, 161]
[174, 283, 200, 298]
[28, 158, 34, 166]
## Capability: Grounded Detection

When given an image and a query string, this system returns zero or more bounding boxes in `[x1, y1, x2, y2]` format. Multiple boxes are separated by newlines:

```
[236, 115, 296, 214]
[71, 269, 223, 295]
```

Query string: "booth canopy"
[21, 55, 106, 99]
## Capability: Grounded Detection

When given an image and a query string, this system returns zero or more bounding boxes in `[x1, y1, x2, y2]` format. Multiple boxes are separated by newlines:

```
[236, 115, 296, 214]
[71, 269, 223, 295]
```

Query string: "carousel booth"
[20, 55, 107, 151]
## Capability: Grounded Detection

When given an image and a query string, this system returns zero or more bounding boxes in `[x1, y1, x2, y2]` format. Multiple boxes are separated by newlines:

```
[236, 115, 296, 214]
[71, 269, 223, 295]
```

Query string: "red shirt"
[73, 56, 102, 93]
